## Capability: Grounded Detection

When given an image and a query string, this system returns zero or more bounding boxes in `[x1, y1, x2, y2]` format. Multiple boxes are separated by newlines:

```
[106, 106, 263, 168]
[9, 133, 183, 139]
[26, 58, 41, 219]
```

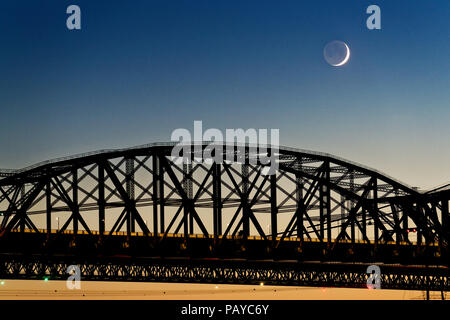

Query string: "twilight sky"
[0, 0, 449, 189]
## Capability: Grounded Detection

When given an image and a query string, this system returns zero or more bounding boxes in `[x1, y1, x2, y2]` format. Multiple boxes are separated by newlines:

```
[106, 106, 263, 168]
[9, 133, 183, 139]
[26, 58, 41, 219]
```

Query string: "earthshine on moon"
[323, 40, 350, 67]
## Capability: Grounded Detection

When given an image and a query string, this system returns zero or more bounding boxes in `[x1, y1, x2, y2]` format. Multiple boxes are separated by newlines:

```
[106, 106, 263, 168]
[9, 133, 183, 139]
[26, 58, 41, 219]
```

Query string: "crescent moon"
[333, 43, 350, 67]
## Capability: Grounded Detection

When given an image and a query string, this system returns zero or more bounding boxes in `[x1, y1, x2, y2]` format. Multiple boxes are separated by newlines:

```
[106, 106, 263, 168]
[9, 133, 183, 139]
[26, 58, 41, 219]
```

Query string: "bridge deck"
[7, 228, 440, 247]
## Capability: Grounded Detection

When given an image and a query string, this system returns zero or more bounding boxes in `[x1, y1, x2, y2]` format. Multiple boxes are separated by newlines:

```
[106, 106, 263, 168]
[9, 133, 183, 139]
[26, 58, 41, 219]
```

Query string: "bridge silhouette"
[0, 142, 449, 292]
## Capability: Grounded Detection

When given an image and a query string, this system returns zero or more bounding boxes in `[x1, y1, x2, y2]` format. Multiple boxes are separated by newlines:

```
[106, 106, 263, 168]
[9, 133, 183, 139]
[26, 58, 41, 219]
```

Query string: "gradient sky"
[0, 0, 449, 189]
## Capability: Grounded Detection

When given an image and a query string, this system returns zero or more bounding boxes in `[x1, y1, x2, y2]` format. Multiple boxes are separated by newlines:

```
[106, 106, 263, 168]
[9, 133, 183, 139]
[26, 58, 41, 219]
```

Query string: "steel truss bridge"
[0, 142, 449, 292]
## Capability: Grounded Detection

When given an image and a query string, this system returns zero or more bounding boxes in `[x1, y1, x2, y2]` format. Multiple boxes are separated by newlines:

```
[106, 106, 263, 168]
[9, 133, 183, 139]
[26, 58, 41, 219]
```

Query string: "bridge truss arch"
[0, 142, 449, 283]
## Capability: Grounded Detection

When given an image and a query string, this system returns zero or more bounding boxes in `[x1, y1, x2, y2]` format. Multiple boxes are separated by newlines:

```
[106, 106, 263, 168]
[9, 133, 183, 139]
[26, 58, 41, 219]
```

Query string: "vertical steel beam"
[340, 195, 346, 237]
[213, 163, 222, 237]
[188, 164, 194, 234]
[183, 164, 188, 237]
[152, 155, 159, 235]
[325, 169, 331, 244]
[242, 164, 250, 237]
[72, 169, 78, 234]
[403, 203, 409, 242]
[270, 173, 278, 243]
[392, 204, 400, 244]
[19, 185, 27, 233]
[183, 163, 193, 236]
[393, 190, 401, 243]
[19, 185, 26, 233]
[159, 157, 165, 234]
[416, 205, 423, 245]
[319, 184, 325, 241]
[46, 180, 51, 233]
[318, 162, 330, 242]
[373, 179, 378, 244]
[98, 166, 105, 235]
[350, 171, 355, 244]
[126, 157, 135, 233]
[19, 184, 25, 233]
[361, 208, 367, 242]
[296, 172, 303, 241]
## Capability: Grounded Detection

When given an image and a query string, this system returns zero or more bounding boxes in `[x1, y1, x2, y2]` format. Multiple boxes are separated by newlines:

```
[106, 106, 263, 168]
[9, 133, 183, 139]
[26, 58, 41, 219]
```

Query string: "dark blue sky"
[0, 0, 449, 188]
